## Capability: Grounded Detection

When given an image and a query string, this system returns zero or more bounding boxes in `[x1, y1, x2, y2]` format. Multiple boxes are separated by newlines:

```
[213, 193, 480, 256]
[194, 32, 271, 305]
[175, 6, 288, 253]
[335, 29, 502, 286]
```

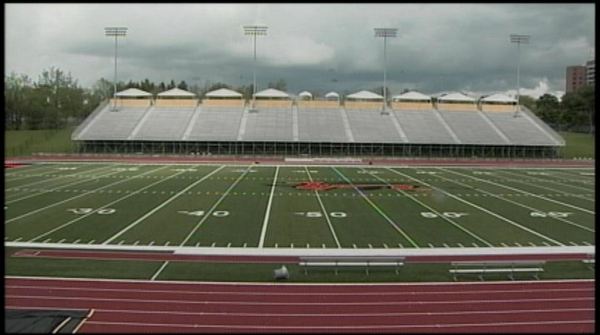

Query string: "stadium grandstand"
[72, 87, 565, 158]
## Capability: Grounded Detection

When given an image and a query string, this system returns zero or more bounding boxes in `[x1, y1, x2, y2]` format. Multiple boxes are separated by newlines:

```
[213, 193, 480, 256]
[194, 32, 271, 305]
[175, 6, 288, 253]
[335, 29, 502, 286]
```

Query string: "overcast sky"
[5, 3, 595, 98]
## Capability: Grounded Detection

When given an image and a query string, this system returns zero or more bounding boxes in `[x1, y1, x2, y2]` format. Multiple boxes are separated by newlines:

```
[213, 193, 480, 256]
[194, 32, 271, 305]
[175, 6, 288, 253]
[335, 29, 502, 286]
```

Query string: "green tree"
[177, 80, 188, 90]
[535, 94, 560, 126]
[4, 72, 33, 130]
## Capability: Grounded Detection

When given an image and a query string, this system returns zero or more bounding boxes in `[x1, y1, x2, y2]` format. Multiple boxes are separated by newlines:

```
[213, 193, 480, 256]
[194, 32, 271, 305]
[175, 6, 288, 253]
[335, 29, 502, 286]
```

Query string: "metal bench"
[449, 260, 545, 281]
[299, 256, 405, 275]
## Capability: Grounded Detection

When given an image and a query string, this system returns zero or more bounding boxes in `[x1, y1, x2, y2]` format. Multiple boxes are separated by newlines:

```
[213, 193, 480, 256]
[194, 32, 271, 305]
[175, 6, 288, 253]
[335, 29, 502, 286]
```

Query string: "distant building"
[585, 59, 595, 86]
[566, 65, 587, 93]
[566, 59, 595, 93]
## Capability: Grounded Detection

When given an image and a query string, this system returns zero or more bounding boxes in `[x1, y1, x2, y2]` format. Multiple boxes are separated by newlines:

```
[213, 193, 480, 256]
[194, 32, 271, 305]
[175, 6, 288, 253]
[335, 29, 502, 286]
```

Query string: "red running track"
[5, 276, 594, 333]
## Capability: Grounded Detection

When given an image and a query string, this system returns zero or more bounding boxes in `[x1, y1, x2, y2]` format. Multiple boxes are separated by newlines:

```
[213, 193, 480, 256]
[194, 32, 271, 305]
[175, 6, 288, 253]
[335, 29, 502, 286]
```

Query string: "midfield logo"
[291, 181, 427, 192]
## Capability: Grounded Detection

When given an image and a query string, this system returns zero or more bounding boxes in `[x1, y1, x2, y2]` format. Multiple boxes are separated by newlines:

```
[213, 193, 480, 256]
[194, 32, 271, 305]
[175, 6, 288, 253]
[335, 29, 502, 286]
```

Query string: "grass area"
[560, 131, 595, 159]
[5, 127, 75, 157]
[4, 248, 594, 282]
[5, 163, 595, 248]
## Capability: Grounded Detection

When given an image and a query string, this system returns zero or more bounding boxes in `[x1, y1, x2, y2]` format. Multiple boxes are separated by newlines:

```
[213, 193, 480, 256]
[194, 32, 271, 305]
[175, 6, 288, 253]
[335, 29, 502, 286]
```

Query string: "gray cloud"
[5, 3, 595, 97]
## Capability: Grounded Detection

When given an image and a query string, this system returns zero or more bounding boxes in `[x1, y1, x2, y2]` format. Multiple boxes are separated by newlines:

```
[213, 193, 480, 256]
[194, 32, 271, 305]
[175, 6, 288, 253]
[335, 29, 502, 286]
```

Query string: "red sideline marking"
[5, 277, 594, 333]
[11, 249, 592, 264]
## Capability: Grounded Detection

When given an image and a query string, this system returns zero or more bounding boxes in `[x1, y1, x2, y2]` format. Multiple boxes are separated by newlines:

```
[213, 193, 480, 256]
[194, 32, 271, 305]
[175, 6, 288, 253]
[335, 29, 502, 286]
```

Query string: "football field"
[4, 162, 595, 249]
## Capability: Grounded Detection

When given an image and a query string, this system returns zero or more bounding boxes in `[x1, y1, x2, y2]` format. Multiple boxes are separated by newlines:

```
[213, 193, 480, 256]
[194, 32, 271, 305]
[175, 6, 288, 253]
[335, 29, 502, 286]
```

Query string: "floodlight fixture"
[243, 25, 268, 108]
[510, 34, 530, 113]
[105, 27, 128, 110]
[374, 28, 398, 111]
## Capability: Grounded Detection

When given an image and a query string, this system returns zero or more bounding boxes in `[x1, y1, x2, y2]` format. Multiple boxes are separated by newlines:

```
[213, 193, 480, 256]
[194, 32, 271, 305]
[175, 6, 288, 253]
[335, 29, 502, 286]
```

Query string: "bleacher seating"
[242, 108, 294, 141]
[74, 99, 563, 147]
[484, 111, 559, 145]
[76, 106, 149, 140]
[393, 110, 457, 144]
[438, 110, 506, 145]
[132, 107, 195, 141]
[297, 108, 349, 142]
[345, 109, 403, 143]
[186, 107, 244, 141]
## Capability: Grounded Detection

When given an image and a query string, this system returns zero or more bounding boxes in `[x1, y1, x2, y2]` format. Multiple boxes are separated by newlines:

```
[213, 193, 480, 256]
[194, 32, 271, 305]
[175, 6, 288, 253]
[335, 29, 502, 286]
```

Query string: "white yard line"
[442, 168, 594, 215]
[367, 168, 493, 247]
[6, 166, 167, 224]
[434, 168, 594, 233]
[5, 164, 109, 193]
[28, 167, 191, 242]
[179, 166, 254, 247]
[6, 168, 120, 204]
[497, 170, 595, 202]
[305, 166, 341, 248]
[389, 168, 564, 246]
[150, 261, 170, 281]
[333, 167, 419, 248]
[102, 165, 225, 244]
[258, 166, 279, 248]
[501, 169, 595, 194]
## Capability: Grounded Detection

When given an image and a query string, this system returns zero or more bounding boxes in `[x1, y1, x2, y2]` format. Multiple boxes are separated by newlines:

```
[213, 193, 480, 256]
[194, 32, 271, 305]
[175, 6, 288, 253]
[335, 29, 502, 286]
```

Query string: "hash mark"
[397, 243, 403, 248]
[74, 239, 81, 244]
[472, 243, 479, 247]
[291, 243, 294, 248]
[542, 242, 551, 246]
[243, 243, 247, 248]
[322, 244, 326, 248]
[210, 242, 216, 247]
[428, 243, 434, 248]
[195, 242, 200, 247]
[457, 243, 464, 248]
[501, 243, 509, 247]
[275, 243, 278, 248]
[14, 237, 22, 242]
[529, 242, 536, 247]
[352, 244, 357, 249]
[58, 239, 66, 243]
[149, 241, 155, 246]
[118, 240, 124, 245]
[88, 240, 95, 244]
[368, 244, 373, 249]
[383, 243, 388, 248]
[227, 243, 231, 248]
[43, 239, 52, 243]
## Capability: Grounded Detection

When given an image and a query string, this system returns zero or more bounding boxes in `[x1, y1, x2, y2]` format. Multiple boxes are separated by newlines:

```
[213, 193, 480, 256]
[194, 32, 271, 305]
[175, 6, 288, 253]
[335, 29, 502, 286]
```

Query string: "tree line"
[4, 67, 595, 134]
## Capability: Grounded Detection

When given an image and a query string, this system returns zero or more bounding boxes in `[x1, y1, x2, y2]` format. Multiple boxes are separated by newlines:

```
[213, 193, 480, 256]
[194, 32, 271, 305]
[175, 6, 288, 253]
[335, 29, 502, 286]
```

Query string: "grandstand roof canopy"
[298, 91, 313, 98]
[346, 90, 383, 100]
[392, 91, 431, 101]
[205, 88, 243, 98]
[157, 87, 196, 97]
[325, 91, 340, 99]
[115, 88, 153, 97]
[481, 93, 517, 103]
[254, 88, 290, 98]
[437, 92, 475, 102]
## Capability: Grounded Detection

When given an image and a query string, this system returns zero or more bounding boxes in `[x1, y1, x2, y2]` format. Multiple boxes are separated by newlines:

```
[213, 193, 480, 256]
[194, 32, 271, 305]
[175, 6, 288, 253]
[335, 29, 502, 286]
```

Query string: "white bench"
[299, 256, 405, 275]
[450, 261, 545, 281]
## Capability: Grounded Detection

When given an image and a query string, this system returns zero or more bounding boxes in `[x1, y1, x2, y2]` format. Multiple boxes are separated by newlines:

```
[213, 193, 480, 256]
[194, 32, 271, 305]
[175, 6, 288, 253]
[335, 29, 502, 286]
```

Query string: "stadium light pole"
[510, 34, 530, 113]
[105, 27, 128, 111]
[243, 25, 268, 108]
[375, 28, 397, 112]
